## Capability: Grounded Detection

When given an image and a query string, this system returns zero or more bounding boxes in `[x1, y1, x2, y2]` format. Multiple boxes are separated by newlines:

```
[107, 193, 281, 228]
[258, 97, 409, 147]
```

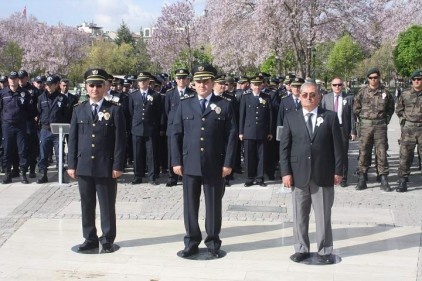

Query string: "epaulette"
[281, 95, 289, 99]
[74, 100, 87, 107]
[220, 95, 232, 102]
[180, 93, 195, 100]
[243, 90, 252, 95]
[109, 100, 121, 106]
[166, 88, 173, 92]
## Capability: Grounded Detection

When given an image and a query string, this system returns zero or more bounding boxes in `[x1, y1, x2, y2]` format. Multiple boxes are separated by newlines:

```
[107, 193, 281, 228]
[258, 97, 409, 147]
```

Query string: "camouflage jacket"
[353, 85, 395, 123]
[396, 88, 422, 123]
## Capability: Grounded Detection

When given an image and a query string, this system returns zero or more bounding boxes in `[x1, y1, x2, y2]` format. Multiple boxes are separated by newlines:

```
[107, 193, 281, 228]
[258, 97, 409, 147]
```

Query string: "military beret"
[0, 75, 7, 82]
[84, 68, 108, 85]
[191, 64, 217, 81]
[18, 70, 28, 78]
[410, 69, 422, 79]
[291, 77, 305, 86]
[174, 68, 189, 77]
[215, 74, 227, 83]
[250, 75, 264, 83]
[46, 75, 60, 84]
[9, 71, 18, 79]
[237, 76, 250, 83]
[367, 67, 380, 77]
[137, 72, 152, 81]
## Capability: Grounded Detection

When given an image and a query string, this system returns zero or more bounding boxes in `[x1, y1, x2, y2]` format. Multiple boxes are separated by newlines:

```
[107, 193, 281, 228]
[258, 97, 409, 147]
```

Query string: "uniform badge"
[382, 92, 386, 99]
[215, 106, 221, 114]
[147, 95, 153, 102]
[98, 112, 104, 121]
[20, 92, 25, 97]
[104, 112, 110, 120]
[112, 96, 120, 103]
[259, 97, 266, 105]
[92, 69, 98, 75]
[58, 102, 61, 107]
[316, 116, 324, 127]
[20, 98, 25, 104]
[343, 100, 347, 105]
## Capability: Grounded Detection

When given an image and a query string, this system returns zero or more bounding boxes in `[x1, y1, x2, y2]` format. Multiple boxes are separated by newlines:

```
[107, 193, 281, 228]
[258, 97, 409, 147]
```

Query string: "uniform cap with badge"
[9, 71, 19, 79]
[237, 76, 250, 84]
[215, 74, 227, 84]
[191, 64, 217, 81]
[46, 75, 61, 85]
[137, 72, 152, 81]
[291, 77, 305, 86]
[250, 74, 264, 84]
[84, 68, 108, 85]
[0, 75, 8, 83]
[17, 70, 28, 78]
[175, 68, 189, 78]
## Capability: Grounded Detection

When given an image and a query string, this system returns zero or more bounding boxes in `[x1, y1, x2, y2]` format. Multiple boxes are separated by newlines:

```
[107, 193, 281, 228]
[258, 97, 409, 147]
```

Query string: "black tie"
[295, 98, 300, 108]
[306, 113, 313, 137]
[142, 92, 146, 102]
[92, 104, 98, 119]
[200, 99, 206, 113]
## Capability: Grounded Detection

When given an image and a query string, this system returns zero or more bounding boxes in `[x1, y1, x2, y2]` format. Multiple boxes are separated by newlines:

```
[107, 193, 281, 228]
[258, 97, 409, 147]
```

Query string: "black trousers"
[340, 127, 350, 179]
[78, 176, 117, 245]
[132, 135, 158, 181]
[167, 136, 178, 183]
[183, 174, 225, 250]
[244, 139, 266, 181]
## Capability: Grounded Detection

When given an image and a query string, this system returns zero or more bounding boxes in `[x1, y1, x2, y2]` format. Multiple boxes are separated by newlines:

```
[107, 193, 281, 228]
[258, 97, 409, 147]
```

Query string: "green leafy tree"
[393, 25, 422, 77]
[0, 41, 24, 71]
[327, 34, 364, 81]
[115, 21, 135, 46]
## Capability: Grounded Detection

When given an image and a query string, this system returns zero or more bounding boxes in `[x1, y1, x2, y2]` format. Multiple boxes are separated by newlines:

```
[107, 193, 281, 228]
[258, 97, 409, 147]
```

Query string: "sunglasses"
[332, 84, 342, 87]
[300, 93, 318, 98]
[412, 77, 422, 81]
[368, 76, 379, 80]
[88, 84, 103, 88]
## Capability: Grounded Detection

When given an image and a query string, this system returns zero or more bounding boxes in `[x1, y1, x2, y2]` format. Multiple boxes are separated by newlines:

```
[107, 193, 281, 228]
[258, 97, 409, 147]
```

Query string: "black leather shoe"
[244, 181, 254, 187]
[28, 172, 37, 178]
[180, 247, 198, 257]
[78, 240, 99, 252]
[318, 254, 335, 264]
[355, 175, 367, 190]
[225, 180, 231, 187]
[396, 177, 407, 193]
[380, 175, 392, 192]
[101, 243, 114, 253]
[267, 174, 275, 181]
[258, 181, 267, 187]
[20, 172, 29, 184]
[2, 173, 12, 184]
[290, 252, 310, 263]
[166, 181, 177, 187]
[340, 179, 348, 187]
[149, 181, 160, 186]
[11, 170, 19, 178]
[131, 178, 142, 184]
[37, 175, 48, 184]
[208, 249, 222, 258]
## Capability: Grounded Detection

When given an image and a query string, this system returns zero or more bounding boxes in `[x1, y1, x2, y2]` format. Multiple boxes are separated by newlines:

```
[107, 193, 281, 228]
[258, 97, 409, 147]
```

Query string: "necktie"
[180, 90, 184, 97]
[334, 95, 339, 113]
[306, 113, 313, 137]
[142, 92, 146, 102]
[200, 98, 206, 113]
[295, 98, 300, 108]
[92, 104, 98, 119]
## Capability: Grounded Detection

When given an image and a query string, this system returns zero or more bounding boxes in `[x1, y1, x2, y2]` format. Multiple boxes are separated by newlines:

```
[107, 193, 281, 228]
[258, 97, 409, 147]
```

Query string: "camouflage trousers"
[358, 122, 389, 175]
[398, 123, 422, 177]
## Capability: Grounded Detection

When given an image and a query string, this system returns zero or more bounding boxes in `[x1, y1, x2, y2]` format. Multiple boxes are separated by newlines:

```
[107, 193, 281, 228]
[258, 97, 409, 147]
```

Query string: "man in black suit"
[162, 69, 194, 186]
[279, 82, 343, 264]
[67, 68, 126, 253]
[321, 77, 356, 187]
[128, 72, 162, 185]
[239, 75, 273, 187]
[171, 64, 238, 258]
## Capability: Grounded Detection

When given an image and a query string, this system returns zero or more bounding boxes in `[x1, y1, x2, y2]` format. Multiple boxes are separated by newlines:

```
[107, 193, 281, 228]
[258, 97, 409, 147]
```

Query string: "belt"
[360, 119, 386, 125]
[405, 121, 422, 127]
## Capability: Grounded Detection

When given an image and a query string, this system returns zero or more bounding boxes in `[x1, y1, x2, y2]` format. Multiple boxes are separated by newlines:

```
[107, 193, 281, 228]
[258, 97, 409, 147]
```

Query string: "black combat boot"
[36, 171, 48, 184]
[355, 174, 367, 190]
[20, 171, 29, 184]
[380, 175, 392, 192]
[2, 172, 12, 184]
[396, 177, 407, 193]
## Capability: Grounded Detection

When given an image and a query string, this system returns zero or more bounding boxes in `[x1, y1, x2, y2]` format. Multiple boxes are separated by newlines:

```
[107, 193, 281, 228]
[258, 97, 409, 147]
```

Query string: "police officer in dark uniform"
[18, 70, 40, 178]
[0, 71, 34, 184]
[67, 68, 126, 253]
[171, 64, 238, 258]
[277, 77, 304, 127]
[36, 75, 69, 183]
[129, 72, 162, 185]
[163, 69, 195, 186]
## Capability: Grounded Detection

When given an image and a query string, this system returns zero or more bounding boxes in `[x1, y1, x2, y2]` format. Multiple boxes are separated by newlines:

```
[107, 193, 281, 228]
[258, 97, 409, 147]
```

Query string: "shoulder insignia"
[243, 91, 252, 95]
[180, 93, 195, 100]
[166, 88, 173, 92]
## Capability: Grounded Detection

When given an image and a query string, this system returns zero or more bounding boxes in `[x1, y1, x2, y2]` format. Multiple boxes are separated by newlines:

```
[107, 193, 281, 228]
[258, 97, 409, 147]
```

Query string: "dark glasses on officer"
[368, 76, 379, 80]
[88, 84, 103, 88]
[332, 84, 342, 87]
[412, 77, 422, 81]
[300, 92, 318, 98]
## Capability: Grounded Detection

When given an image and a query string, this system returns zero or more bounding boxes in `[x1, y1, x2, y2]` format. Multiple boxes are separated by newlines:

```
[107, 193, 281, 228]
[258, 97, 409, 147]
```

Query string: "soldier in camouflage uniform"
[353, 68, 395, 191]
[395, 70, 422, 192]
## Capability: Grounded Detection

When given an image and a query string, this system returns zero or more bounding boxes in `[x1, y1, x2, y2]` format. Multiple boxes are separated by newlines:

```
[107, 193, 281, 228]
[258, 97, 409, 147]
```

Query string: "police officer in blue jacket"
[171, 64, 238, 258]
[67, 68, 126, 253]
[36, 75, 68, 183]
[0, 71, 34, 184]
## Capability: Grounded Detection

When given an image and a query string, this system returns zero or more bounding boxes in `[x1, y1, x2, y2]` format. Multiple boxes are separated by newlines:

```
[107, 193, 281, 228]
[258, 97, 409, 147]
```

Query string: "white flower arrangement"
[316, 116, 324, 127]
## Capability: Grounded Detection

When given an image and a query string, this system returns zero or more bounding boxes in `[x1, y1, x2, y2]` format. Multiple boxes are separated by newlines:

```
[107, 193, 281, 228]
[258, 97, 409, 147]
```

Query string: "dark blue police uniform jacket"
[37, 91, 68, 125]
[239, 91, 272, 140]
[171, 94, 238, 179]
[67, 100, 126, 178]
[128, 88, 162, 137]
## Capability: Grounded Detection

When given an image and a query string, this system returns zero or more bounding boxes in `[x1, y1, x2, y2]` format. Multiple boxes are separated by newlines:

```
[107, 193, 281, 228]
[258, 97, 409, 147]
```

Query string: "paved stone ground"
[0, 114, 421, 280]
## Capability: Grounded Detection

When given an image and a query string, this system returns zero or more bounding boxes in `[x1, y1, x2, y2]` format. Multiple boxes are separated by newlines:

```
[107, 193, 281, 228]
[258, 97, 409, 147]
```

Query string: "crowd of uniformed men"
[0, 67, 421, 193]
